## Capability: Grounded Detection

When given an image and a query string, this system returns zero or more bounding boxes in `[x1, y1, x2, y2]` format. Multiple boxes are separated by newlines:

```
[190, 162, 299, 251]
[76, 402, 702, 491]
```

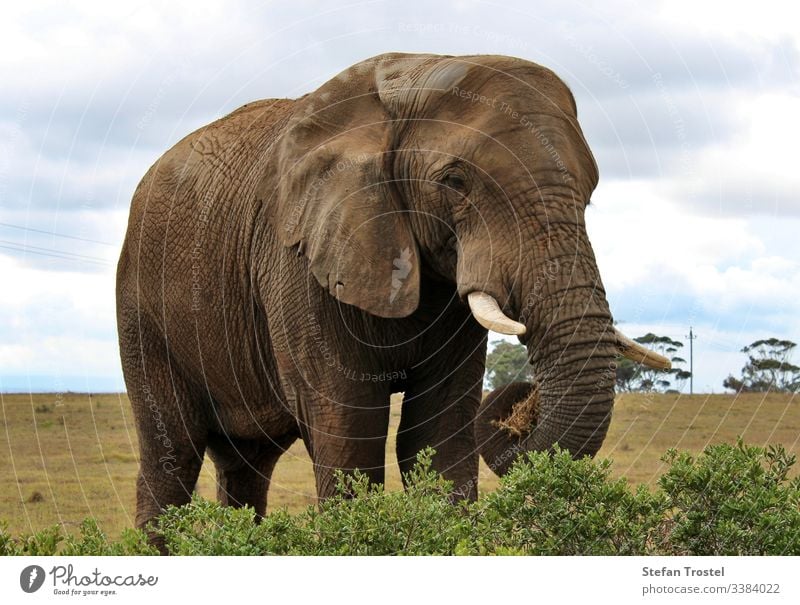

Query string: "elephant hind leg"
[135, 449, 205, 548]
[207, 433, 297, 518]
[132, 409, 207, 555]
[119, 325, 210, 552]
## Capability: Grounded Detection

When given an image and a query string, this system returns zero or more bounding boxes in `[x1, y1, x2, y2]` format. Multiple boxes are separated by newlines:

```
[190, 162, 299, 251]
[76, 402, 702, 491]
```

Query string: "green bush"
[476, 449, 667, 555]
[153, 496, 305, 555]
[0, 518, 157, 556]
[657, 441, 800, 555]
[2, 442, 798, 555]
[153, 449, 472, 555]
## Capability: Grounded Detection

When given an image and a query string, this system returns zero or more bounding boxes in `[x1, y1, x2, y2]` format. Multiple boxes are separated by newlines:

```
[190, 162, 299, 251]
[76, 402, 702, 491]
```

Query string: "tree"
[484, 332, 694, 393]
[723, 338, 800, 393]
[615, 333, 692, 393]
[485, 340, 533, 389]
[615, 357, 640, 392]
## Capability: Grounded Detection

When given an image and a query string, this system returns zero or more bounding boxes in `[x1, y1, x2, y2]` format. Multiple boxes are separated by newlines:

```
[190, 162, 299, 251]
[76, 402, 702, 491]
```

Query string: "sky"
[0, 0, 798, 393]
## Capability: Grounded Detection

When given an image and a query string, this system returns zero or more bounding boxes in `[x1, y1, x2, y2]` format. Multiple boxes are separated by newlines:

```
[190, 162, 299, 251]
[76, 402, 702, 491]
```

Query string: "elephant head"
[268, 53, 669, 472]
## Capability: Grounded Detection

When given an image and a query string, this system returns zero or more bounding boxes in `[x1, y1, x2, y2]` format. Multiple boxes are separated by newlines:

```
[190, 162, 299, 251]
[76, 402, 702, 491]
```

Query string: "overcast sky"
[1, 0, 798, 392]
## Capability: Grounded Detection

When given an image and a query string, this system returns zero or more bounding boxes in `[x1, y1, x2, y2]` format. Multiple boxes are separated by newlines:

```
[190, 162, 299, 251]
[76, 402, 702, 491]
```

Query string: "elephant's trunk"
[475, 311, 619, 474]
[521, 315, 618, 457]
[473, 250, 659, 475]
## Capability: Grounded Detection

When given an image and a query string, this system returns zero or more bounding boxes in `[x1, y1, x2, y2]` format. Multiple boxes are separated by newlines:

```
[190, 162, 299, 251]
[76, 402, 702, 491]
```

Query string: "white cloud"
[588, 179, 800, 373]
[671, 93, 800, 217]
[0, 255, 121, 378]
[0, 1, 241, 92]
[0, 123, 157, 212]
[588, 179, 765, 289]
[657, 0, 800, 40]
[684, 257, 800, 314]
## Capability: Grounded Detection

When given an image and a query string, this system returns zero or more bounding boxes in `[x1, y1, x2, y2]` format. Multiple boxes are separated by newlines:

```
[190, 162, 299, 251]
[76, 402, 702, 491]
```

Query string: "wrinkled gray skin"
[117, 53, 617, 543]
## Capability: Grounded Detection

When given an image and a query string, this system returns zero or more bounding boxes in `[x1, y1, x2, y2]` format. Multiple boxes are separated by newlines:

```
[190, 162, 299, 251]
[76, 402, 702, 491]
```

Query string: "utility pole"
[686, 327, 697, 394]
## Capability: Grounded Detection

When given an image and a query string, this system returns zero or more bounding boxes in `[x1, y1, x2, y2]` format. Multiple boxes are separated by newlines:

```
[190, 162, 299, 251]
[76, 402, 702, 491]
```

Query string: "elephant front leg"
[396, 346, 486, 501]
[297, 384, 392, 500]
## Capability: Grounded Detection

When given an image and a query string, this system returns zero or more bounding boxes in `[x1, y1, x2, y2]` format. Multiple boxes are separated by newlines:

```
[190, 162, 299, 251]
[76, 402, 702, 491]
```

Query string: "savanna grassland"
[1, 391, 797, 537]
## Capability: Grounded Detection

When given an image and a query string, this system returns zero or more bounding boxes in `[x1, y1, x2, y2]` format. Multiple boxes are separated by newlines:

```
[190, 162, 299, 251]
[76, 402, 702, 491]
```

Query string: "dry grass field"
[1, 391, 797, 537]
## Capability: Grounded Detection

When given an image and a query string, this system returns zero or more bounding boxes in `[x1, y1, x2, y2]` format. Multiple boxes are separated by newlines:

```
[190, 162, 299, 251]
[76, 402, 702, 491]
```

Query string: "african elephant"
[116, 52, 667, 539]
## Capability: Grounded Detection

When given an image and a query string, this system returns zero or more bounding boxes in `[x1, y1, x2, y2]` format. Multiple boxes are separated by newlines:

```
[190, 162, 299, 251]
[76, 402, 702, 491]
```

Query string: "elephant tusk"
[615, 329, 672, 370]
[467, 291, 527, 335]
[466, 293, 670, 369]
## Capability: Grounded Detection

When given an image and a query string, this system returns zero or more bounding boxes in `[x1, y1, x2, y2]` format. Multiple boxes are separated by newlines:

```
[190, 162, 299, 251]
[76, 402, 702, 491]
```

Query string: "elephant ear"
[273, 54, 441, 318]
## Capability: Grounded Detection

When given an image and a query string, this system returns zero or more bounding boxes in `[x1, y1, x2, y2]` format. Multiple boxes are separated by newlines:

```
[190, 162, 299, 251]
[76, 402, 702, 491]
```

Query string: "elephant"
[116, 52, 668, 542]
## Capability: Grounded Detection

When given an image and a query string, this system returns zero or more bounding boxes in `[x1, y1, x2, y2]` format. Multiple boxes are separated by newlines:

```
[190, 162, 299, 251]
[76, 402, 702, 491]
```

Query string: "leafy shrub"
[476, 448, 667, 555]
[0, 518, 157, 556]
[2, 442, 799, 555]
[154, 449, 472, 555]
[300, 449, 473, 555]
[154, 496, 307, 555]
[657, 441, 800, 555]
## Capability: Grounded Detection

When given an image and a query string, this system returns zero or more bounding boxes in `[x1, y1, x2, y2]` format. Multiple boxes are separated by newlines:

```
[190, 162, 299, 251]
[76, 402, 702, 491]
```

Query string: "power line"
[0, 239, 111, 262]
[0, 241, 112, 266]
[0, 221, 116, 247]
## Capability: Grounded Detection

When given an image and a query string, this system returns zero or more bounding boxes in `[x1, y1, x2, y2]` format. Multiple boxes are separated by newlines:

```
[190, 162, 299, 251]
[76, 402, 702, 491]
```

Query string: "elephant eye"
[441, 173, 468, 193]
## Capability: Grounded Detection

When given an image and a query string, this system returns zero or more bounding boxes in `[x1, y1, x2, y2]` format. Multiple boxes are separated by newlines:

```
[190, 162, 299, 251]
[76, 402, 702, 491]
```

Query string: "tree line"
[485, 334, 800, 394]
